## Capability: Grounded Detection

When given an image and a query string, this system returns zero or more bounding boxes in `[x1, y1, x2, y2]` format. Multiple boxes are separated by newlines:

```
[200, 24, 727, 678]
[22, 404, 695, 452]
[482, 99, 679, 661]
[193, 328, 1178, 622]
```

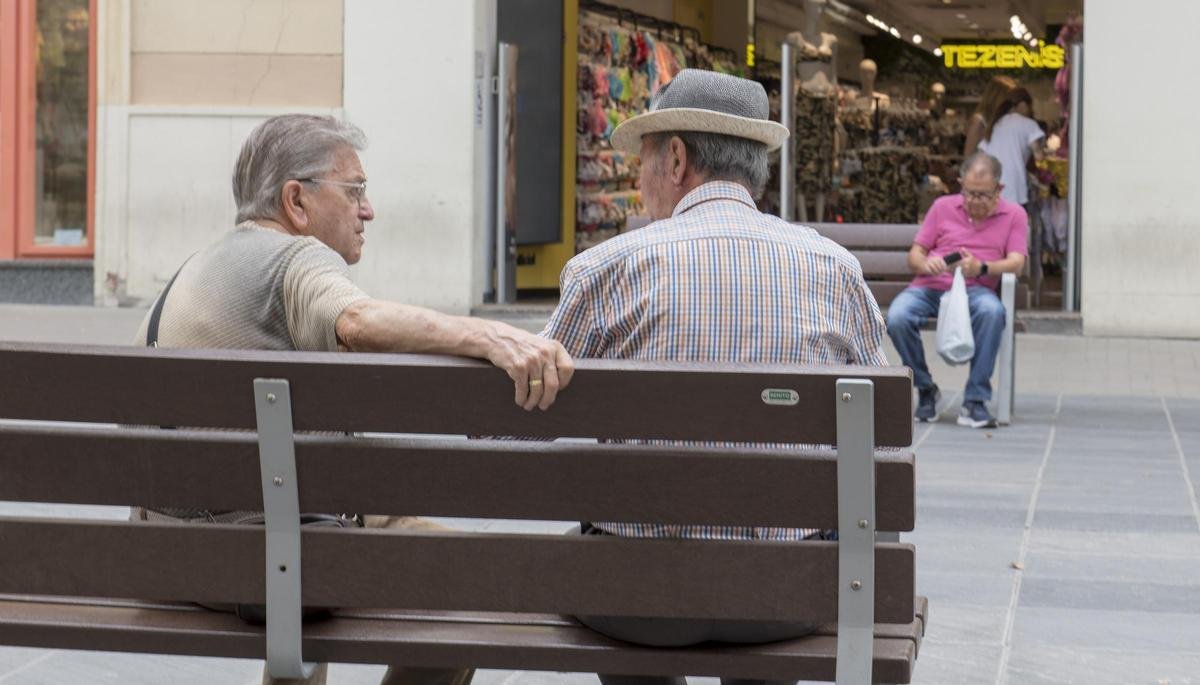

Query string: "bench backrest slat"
[803, 223, 920, 250]
[853, 251, 914, 279]
[0, 344, 913, 447]
[802, 221, 1032, 308]
[0, 519, 915, 624]
[0, 425, 916, 530]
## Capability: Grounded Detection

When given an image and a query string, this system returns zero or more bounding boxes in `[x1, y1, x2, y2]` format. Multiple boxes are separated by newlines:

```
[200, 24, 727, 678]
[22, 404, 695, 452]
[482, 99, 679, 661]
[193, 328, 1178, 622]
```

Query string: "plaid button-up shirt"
[543, 181, 889, 540]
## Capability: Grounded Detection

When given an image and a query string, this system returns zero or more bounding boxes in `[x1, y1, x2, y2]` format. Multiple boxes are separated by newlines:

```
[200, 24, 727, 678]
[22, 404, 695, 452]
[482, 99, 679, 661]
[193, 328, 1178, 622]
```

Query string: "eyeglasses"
[963, 189, 998, 201]
[298, 178, 368, 203]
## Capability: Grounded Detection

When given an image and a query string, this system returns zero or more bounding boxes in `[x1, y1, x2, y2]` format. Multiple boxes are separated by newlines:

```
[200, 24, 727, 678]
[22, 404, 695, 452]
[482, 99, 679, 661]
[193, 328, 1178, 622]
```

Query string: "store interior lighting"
[853, 8, 939, 57]
[1011, 14, 1030, 41]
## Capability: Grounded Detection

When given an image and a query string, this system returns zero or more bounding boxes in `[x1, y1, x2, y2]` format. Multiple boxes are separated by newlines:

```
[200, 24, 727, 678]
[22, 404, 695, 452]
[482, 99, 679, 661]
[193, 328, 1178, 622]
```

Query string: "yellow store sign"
[941, 42, 1065, 69]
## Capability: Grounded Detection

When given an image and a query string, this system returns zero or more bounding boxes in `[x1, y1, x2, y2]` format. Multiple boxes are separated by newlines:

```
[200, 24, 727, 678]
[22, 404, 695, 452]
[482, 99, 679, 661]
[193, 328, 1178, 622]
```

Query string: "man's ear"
[668, 136, 688, 186]
[280, 180, 308, 230]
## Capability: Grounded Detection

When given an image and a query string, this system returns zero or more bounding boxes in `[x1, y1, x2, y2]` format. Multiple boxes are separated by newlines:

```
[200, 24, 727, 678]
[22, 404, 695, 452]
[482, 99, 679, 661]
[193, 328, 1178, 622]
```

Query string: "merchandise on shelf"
[833, 94, 933, 224]
[575, 7, 742, 253]
[927, 114, 966, 156]
[795, 92, 836, 198]
[854, 146, 930, 224]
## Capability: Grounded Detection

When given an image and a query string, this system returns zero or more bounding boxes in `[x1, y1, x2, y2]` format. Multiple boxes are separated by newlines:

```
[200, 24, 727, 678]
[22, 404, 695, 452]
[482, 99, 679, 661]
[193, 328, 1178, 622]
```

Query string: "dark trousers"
[573, 525, 815, 685]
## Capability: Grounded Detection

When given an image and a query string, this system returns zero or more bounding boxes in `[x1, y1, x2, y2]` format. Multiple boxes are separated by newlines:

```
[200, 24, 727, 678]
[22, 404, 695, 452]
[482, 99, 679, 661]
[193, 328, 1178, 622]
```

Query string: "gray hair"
[233, 115, 367, 223]
[645, 131, 770, 198]
[959, 151, 1002, 182]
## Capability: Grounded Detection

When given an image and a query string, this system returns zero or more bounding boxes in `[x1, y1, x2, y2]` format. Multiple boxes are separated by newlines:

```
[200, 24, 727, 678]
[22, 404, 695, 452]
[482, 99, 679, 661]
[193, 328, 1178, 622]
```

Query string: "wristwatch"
[980, 262, 990, 276]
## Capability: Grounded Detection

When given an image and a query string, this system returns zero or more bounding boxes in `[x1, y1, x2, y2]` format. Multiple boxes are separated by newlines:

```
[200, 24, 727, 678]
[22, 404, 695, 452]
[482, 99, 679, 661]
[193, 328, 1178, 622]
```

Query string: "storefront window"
[33, 0, 89, 247]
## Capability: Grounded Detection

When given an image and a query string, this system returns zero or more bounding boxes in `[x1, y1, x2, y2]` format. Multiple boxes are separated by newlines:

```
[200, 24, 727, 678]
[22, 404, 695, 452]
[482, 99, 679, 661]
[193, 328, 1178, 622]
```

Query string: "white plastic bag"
[936, 267, 975, 366]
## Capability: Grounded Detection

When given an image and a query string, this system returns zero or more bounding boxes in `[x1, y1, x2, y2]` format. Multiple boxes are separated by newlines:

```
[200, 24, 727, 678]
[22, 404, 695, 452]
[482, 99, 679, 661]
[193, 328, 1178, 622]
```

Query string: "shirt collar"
[671, 181, 758, 217]
[954, 194, 1014, 221]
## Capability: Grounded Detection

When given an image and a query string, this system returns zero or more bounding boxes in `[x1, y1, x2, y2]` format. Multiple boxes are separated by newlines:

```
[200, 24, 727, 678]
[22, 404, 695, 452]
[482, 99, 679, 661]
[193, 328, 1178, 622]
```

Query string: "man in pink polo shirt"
[886, 152, 1028, 427]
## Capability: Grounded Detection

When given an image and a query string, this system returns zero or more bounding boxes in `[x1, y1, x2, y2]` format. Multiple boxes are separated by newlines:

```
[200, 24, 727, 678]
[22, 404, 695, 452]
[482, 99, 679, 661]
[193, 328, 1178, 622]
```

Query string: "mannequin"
[929, 82, 946, 116]
[785, 0, 838, 95]
[784, 0, 838, 221]
[795, 0, 837, 57]
[856, 59, 890, 110]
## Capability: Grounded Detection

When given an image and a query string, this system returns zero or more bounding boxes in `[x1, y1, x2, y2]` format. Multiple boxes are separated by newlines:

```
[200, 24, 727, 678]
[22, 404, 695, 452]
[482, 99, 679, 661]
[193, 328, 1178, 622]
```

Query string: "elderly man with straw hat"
[542, 69, 889, 684]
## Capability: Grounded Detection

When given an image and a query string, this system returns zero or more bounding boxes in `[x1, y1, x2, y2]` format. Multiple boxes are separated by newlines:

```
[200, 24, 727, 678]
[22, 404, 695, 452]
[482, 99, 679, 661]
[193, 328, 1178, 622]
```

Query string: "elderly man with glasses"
[134, 114, 574, 685]
[886, 151, 1028, 428]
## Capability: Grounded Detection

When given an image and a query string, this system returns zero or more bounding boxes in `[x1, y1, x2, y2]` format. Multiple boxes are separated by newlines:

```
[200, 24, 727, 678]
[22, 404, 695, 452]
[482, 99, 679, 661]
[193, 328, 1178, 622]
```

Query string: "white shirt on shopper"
[980, 112, 1045, 205]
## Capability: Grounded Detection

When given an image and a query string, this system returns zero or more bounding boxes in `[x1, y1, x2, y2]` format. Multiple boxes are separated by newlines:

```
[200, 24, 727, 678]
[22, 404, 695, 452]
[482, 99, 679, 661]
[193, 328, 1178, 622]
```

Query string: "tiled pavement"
[2, 305, 1200, 684]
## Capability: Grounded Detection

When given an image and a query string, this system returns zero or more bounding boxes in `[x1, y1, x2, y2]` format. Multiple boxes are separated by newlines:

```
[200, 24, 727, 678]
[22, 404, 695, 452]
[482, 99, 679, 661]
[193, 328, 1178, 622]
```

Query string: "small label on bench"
[761, 389, 799, 406]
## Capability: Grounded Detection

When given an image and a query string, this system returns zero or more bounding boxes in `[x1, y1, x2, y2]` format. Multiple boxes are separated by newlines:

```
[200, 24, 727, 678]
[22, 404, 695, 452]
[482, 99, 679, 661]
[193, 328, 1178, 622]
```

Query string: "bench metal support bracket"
[994, 272, 1016, 425]
[836, 379, 875, 685]
[253, 378, 316, 680]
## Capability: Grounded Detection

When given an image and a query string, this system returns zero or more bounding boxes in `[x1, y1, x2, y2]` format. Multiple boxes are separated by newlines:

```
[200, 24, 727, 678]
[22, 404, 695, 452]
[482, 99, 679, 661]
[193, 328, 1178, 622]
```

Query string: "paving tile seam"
[995, 393, 1061, 685]
[1007, 645, 1200, 658]
[0, 650, 60, 683]
[1162, 397, 1200, 534]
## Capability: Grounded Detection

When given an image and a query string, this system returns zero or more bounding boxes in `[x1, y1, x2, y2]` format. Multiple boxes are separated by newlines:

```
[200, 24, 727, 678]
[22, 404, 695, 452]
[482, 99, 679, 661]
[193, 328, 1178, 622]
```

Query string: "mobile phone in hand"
[943, 252, 963, 266]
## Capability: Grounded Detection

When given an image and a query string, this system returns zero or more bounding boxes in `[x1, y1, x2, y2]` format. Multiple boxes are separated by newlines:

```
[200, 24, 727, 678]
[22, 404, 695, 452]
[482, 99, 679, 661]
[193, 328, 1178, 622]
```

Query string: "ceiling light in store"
[1010, 15, 1020, 24]
[912, 34, 922, 44]
[956, 13, 966, 19]
[1023, 32, 1033, 40]
[933, 47, 943, 57]
[890, 27, 900, 37]
[1030, 38, 1038, 46]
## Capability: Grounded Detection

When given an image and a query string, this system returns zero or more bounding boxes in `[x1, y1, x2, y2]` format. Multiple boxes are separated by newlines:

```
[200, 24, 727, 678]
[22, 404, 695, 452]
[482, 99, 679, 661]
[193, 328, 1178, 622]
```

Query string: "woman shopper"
[980, 87, 1047, 300]
[963, 75, 1017, 155]
[979, 87, 1045, 207]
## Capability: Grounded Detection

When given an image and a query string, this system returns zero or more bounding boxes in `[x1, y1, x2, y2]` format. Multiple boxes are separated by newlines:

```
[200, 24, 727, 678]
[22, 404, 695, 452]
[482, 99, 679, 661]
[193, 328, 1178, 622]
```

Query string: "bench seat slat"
[0, 426, 916, 530]
[333, 606, 927, 644]
[0, 597, 922, 683]
[0, 519, 916, 624]
[0, 344, 914, 447]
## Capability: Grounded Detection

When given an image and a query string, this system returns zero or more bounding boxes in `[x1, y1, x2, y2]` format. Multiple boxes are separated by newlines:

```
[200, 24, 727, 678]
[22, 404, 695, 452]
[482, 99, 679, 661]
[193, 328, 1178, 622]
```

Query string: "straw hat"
[610, 69, 789, 155]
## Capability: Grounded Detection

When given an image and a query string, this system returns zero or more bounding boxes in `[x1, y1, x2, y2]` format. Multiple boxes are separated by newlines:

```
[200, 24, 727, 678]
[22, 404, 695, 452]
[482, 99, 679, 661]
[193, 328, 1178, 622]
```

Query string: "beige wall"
[1081, 1, 1200, 337]
[129, 0, 343, 107]
[93, 0, 343, 305]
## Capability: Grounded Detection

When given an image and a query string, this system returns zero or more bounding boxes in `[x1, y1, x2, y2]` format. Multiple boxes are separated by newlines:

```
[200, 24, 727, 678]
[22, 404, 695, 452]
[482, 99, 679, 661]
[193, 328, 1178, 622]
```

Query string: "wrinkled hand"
[960, 248, 983, 278]
[484, 322, 575, 411]
[922, 255, 948, 276]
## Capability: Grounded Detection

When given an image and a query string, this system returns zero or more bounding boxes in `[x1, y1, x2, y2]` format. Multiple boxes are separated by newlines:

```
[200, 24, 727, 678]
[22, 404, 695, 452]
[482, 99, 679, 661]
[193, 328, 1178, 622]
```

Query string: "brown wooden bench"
[0, 343, 924, 683]
[804, 222, 1021, 425]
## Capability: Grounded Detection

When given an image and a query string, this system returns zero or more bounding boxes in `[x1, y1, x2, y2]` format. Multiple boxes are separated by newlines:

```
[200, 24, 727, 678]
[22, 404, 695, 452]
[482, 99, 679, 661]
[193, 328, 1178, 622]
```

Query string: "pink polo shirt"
[911, 194, 1028, 292]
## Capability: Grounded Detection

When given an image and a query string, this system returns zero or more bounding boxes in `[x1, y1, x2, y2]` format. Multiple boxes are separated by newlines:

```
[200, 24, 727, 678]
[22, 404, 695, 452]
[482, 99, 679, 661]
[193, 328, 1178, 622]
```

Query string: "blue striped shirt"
[543, 181, 889, 540]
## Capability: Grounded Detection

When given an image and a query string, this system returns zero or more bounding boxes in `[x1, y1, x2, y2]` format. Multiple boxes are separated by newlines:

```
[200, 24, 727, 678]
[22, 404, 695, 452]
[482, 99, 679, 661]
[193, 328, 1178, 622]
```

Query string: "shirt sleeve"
[283, 241, 370, 351]
[541, 260, 606, 357]
[1007, 204, 1030, 257]
[1024, 118, 1047, 147]
[843, 262, 889, 367]
[913, 200, 941, 250]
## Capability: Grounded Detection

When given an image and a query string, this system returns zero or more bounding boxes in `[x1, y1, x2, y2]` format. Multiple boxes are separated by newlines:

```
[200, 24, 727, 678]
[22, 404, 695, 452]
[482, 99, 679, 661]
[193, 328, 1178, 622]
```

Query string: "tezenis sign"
[941, 42, 1065, 69]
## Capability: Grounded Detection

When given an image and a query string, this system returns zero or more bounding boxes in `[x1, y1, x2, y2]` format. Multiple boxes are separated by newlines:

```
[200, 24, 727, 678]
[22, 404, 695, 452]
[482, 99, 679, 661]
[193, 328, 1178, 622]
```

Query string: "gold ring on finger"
[529, 379, 543, 387]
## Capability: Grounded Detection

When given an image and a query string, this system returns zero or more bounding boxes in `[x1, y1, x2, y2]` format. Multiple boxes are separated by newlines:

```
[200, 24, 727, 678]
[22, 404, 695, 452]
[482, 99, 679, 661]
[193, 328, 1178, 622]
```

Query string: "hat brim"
[609, 108, 790, 155]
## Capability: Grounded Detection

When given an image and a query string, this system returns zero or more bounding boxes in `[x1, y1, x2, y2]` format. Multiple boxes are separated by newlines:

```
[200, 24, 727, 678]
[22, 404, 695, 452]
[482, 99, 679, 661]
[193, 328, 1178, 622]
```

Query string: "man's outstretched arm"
[336, 299, 574, 411]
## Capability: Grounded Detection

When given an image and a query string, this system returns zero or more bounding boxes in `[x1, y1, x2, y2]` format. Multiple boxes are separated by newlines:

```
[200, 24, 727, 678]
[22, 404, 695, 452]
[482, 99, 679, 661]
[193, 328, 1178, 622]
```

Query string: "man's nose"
[359, 195, 374, 221]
